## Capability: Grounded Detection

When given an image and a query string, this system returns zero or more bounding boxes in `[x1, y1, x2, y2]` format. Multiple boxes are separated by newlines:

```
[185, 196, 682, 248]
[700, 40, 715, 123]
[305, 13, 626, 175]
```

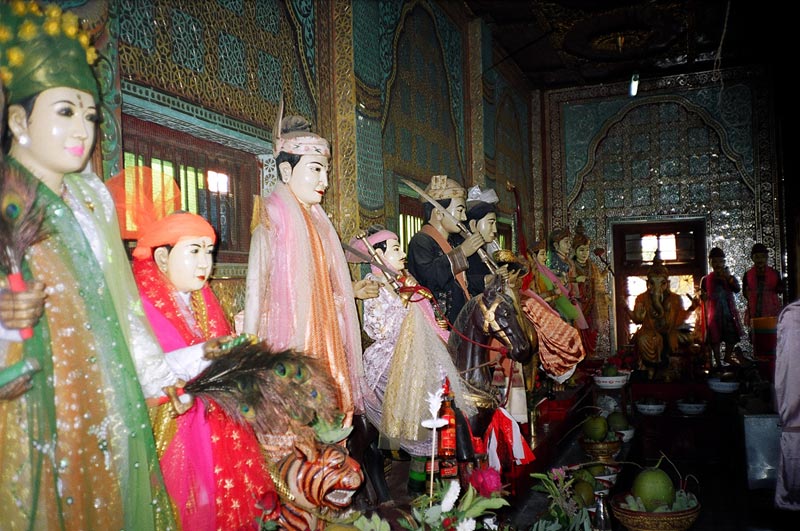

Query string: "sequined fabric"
[0, 163, 176, 530]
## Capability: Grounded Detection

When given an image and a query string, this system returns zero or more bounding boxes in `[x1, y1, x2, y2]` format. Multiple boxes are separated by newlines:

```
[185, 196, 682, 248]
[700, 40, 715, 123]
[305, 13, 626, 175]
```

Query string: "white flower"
[440, 480, 461, 512]
[456, 518, 477, 531]
[426, 388, 444, 420]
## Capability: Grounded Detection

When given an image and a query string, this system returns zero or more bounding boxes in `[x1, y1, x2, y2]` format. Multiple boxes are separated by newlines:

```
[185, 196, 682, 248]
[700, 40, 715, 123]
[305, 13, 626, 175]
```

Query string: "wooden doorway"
[612, 218, 707, 349]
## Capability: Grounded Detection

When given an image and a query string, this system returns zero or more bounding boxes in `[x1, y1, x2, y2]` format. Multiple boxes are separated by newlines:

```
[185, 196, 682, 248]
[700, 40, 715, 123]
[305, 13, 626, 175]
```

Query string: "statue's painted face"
[575, 244, 590, 264]
[556, 236, 571, 257]
[536, 249, 548, 265]
[710, 256, 726, 274]
[474, 212, 498, 243]
[162, 236, 215, 293]
[441, 197, 467, 234]
[12, 87, 97, 182]
[284, 154, 330, 207]
[379, 238, 406, 272]
[752, 252, 768, 269]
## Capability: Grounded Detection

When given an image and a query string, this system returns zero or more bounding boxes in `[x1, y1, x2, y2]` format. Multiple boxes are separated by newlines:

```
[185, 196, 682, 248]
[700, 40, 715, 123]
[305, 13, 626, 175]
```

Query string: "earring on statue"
[18, 133, 31, 146]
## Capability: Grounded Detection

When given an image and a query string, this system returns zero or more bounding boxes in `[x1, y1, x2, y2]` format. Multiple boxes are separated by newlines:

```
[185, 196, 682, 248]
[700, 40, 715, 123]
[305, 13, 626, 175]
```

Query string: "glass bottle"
[438, 378, 457, 459]
[592, 491, 612, 530]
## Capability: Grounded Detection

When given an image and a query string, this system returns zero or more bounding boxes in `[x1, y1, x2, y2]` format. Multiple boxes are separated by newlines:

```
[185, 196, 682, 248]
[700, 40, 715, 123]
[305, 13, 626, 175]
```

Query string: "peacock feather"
[0, 161, 48, 274]
[184, 342, 343, 438]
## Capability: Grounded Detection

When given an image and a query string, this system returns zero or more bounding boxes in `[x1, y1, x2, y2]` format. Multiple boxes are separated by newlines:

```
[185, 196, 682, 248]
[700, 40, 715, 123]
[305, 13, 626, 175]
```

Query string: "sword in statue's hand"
[401, 178, 498, 273]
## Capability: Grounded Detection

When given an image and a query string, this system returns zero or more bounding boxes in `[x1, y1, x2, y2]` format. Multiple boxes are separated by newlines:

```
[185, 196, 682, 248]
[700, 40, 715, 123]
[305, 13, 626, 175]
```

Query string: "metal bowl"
[611, 494, 701, 531]
[579, 435, 622, 463]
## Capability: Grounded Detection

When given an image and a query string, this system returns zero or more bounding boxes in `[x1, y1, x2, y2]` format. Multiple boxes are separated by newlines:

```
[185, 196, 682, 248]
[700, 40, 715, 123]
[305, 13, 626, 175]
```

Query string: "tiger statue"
[272, 443, 364, 531]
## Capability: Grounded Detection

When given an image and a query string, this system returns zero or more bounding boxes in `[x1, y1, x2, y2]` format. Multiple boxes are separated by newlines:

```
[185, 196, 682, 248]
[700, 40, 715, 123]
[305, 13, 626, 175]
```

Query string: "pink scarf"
[257, 185, 364, 413]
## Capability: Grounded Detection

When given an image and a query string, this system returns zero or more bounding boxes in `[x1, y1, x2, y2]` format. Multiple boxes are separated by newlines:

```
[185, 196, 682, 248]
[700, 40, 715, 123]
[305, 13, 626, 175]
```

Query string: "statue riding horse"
[350, 274, 532, 505]
[447, 274, 533, 434]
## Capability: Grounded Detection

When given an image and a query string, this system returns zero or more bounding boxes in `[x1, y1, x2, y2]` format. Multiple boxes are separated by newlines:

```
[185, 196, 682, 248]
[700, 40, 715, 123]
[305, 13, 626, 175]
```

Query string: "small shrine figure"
[243, 108, 364, 433]
[569, 223, 609, 356]
[132, 212, 279, 530]
[700, 247, 744, 368]
[529, 239, 586, 328]
[548, 227, 573, 286]
[742, 242, 784, 325]
[630, 254, 698, 379]
[0, 4, 177, 528]
[521, 243, 586, 384]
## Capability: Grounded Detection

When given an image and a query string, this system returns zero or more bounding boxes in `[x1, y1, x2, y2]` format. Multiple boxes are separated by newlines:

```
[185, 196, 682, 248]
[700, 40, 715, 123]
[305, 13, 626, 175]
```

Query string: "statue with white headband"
[243, 107, 368, 450]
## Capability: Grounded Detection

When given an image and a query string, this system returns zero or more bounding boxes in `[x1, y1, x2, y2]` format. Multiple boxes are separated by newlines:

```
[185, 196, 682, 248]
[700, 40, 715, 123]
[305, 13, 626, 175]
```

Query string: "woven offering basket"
[611, 494, 701, 531]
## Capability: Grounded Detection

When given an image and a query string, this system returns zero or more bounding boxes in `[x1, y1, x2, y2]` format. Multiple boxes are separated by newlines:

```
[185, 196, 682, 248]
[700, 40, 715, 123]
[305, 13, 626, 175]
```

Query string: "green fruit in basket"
[582, 415, 608, 442]
[601, 364, 619, 377]
[573, 480, 595, 507]
[607, 411, 630, 431]
[632, 467, 676, 512]
[574, 468, 596, 487]
[587, 464, 606, 476]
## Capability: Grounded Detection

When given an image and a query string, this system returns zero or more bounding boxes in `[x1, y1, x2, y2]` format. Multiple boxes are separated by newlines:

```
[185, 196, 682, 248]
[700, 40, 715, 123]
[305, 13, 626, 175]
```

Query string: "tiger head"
[276, 442, 364, 513]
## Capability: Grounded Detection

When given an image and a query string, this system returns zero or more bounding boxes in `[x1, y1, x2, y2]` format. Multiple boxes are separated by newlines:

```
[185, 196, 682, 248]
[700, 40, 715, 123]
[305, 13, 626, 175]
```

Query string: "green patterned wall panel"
[382, 2, 464, 183]
[119, 0, 154, 52]
[255, 0, 281, 33]
[353, 0, 382, 87]
[218, 32, 247, 87]
[356, 111, 385, 211]
[171, 9, 205, 72]
[119, 0, 315, 132]
[257, 51, 282, 102]
[217, 0, 244, 14]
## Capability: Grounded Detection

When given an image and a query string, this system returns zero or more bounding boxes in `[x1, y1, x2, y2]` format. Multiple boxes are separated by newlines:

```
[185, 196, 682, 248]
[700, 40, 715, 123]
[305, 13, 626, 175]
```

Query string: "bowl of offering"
[611, 493, 701, 531]
[708, 378, 739, 394]
[593, 369, 631, 389]
[636, 401, 667, 416]
[676, 399, 707, 415]
[579, 434, 623, 463]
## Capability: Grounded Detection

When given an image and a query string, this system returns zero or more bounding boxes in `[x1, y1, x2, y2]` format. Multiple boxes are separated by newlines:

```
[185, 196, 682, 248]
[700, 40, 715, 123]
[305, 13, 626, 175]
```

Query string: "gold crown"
[423, 175, 466, 201]
[0, 2, 98, 97]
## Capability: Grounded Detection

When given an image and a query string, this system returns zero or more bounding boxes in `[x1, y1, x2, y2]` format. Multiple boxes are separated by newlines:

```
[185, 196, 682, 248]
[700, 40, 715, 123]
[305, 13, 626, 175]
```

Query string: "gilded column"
[465, 18, 485, 188]
[317, 0, 359, 240]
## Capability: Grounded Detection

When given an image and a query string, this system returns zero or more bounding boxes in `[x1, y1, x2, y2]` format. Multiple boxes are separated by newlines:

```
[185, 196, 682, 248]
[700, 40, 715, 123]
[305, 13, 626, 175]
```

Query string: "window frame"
[121, 114, 257, 264]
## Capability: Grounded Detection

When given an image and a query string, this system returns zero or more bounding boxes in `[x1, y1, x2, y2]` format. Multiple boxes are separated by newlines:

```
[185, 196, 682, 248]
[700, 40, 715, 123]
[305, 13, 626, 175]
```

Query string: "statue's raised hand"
[0, 281, 46, 331]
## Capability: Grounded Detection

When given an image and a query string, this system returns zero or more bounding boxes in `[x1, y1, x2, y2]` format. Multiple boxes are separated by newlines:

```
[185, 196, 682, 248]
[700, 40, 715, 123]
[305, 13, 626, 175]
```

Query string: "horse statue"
[447, 274, 533, 435]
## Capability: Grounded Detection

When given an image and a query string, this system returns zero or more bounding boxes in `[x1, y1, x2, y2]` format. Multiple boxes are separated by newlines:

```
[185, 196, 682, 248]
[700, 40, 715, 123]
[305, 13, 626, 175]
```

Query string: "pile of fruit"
[582, 415, 620, 443]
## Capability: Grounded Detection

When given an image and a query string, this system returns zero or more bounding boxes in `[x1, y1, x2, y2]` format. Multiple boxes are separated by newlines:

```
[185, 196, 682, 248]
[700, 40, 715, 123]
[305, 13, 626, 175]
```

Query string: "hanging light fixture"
[629, 73, 640, 97]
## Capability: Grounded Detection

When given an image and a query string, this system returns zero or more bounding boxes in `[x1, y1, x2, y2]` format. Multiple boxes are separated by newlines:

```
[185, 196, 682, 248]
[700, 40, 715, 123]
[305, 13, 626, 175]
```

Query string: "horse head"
[450, 275, 531, 393]
[474, 275, 531, 364]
